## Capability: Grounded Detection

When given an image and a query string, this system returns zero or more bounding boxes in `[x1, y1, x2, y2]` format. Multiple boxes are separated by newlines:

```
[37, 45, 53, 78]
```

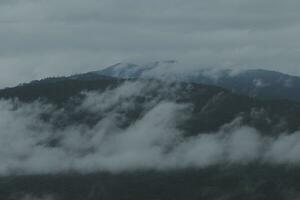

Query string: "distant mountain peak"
[85, 61, 300, 102]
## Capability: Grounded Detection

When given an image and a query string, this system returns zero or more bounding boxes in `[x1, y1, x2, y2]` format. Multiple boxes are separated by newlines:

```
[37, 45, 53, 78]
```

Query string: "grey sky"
[1, 0, 300, 88]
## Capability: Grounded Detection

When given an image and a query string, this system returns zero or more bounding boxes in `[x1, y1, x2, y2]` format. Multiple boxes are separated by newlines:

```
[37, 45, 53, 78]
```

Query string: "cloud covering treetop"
[2, 81, 300, 175]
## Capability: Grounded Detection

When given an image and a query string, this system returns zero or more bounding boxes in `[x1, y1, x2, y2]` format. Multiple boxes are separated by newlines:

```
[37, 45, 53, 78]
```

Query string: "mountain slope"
[1, 76, 300, 135]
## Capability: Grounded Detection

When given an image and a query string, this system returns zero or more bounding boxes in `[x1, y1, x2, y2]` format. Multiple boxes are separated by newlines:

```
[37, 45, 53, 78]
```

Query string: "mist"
[1, 81, 300, 176]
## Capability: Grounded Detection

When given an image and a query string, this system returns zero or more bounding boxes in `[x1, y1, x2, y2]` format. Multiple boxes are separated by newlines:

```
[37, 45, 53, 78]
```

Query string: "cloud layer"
[1, 0, 300, 87]
[1, 81, 300, 176]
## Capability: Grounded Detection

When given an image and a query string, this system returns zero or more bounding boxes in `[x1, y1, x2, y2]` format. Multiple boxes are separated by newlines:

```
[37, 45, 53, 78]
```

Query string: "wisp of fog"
[1, 81, 300, 176]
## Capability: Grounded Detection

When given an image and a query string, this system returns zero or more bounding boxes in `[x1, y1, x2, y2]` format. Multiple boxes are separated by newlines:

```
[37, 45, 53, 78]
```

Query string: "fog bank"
[0, 82, 300, 175]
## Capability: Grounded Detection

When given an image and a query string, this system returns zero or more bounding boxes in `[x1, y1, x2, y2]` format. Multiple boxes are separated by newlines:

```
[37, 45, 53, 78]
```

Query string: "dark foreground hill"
[2, 165, 300, 200]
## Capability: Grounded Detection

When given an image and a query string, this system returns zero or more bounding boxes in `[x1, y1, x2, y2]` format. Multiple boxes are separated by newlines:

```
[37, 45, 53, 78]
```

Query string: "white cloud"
[0, 81, 300, 175]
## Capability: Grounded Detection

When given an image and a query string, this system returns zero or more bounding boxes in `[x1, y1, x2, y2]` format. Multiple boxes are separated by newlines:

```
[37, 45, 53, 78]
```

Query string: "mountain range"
[1, 62, 300, 200]
[72, 61, 300, 102]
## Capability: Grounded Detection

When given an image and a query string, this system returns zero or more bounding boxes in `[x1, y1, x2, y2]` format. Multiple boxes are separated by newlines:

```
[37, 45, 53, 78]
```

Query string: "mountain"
[1, 71, 300, 199]
[84, 61, 300, 102]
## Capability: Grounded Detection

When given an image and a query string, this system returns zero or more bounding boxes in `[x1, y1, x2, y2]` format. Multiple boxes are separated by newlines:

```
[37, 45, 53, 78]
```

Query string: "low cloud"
[1, 81, 300, 175]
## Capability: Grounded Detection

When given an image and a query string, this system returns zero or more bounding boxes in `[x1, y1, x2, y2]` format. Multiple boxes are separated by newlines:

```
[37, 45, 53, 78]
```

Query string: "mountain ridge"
[88, 62, 300, 102]
[4, 61, 300, 102]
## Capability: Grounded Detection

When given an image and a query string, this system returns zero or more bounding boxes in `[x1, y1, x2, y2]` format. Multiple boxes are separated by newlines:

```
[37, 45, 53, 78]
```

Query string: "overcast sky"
[1, 0, 300, 88]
